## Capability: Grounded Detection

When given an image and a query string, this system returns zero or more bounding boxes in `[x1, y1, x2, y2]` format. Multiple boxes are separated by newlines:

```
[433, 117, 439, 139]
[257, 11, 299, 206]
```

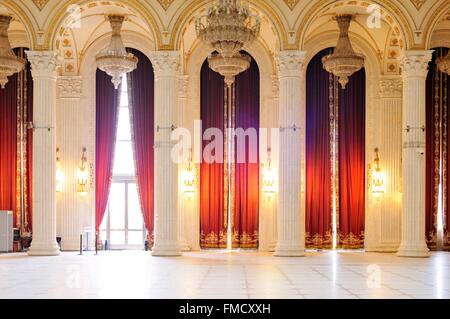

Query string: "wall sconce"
[369, 148, 385, 199]
[56, 147, 63, 193]
[263, 148, 276, 199]
[183, 150, 196, 197]
[77, 147, 89, 196]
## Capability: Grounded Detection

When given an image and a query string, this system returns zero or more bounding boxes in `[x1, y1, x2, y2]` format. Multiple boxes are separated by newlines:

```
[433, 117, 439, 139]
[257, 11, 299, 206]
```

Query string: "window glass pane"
[110, 231, 125, 246]
[100, 230, 107, 243]
[116, 107, 131, 141]
[113, 141, 135, 175]
[109, 183, 125, 229]
[128, 183, 144, 230]
[128, 231, 144, 246]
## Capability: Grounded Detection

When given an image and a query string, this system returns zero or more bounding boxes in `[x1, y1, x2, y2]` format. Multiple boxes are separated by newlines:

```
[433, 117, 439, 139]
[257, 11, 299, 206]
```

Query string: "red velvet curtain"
[127, 48, 155, 246]
[200, 60, 227, 248]
[337, 68, 366, 249]
[305, 48, 333, 249]
[426, 47, 450, 250]
[233, 57, 260, 249]
[0, 69, 18, 221]
[95, 70, 120, 232]
[0, 47, 33, 232]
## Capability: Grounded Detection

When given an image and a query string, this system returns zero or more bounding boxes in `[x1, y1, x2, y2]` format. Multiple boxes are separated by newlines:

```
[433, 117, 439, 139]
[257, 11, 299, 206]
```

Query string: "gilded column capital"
[400, 50, 433, 78]
[149, 51, 180, 78]
[276, 51, 307, 78]
[26, 51, 61, 79]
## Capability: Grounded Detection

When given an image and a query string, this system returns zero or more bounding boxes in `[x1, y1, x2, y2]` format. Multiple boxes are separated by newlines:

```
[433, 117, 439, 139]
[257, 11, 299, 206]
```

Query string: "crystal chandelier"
[0, 15, 25, 89]
[196, 0, 260, 85]
[437, 50, 450, 75]
[322, 14, 365, 89]
[96, 15, 138, 89]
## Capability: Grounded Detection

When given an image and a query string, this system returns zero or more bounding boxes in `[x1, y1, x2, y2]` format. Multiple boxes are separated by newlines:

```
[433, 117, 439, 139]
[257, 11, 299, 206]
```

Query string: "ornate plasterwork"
[149, 51, 180, 77]
[276, 51, 307, 77]
[400, 50, 433, 77]
[284, 0, 300, 10]
[379, 78, 403, 98]
[32, 0, 50, 11]
[57, 76, 83, 99]
[157, 0, 175, 11]
[410, 0, 426, 10]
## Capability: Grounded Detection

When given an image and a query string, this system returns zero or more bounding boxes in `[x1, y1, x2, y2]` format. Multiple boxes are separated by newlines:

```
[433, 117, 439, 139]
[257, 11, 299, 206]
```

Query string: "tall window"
[100, 76, 145, 249]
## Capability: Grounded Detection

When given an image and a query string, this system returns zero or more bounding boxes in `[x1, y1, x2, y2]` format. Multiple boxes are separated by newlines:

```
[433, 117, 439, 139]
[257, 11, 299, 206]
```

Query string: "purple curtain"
[305, 48, 333, 249]
[425, 47, 450, 250]
[337, 68, 366, 249]
[127, 48, 155, 246]
[200, 60, 227, 248]
[233, 56, 260, 249]
[95, 70, 120, 232]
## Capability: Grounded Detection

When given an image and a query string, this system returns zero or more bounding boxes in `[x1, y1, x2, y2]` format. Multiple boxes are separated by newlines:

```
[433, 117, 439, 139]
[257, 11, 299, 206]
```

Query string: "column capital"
[26, 51, 61, 79]
[276, 51, 307, 78]
[379, 77, 403, 98]
[400, 50, 433, 78]
[57, 76, 82, 99]
[149, 51, 180, 77]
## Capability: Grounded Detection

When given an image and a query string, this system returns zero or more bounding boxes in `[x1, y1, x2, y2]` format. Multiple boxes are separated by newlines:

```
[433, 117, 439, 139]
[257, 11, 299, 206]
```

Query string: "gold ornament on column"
[322, 14, 365, 89]
[0, 15, 25, 89]
[77, 148, 89, 196]
[96, 15, 138, 89]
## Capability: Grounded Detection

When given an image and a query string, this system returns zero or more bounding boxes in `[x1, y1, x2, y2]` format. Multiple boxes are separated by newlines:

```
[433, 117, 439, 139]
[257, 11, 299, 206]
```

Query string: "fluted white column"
[274, 51, 306, 257]
[26, 51, 60, 256]
[56, 76, 85, 251]
[150, 51, 182, 256]
[397, 50, 433, 258]
[177, 75, 190, 251]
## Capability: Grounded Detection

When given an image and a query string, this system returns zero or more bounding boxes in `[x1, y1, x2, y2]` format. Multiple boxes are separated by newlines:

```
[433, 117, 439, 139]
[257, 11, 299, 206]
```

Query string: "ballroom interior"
[1, 0, 450, 299]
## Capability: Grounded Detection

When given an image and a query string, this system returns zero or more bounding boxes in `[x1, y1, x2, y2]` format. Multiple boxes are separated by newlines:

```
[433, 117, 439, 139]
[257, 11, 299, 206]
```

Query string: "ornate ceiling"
[1, 0, 449, 53]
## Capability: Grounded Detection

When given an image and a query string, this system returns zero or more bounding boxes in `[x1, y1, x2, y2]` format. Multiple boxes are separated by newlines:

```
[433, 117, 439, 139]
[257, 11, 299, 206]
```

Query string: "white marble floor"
[1, 250, 450, 299]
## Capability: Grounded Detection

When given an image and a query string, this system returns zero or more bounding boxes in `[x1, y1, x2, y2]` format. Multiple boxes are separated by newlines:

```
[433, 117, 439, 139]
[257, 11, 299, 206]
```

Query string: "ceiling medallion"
[96, 15, 138, 89]
[157, 0, 175, 11]
[0, 15, 25, 88]
[196, 0, 260, 86]
[32, 0, 50, 11]
[322, 14, 365, 89]
[437, 50, 450, 75]
[283, 0, 300, 11]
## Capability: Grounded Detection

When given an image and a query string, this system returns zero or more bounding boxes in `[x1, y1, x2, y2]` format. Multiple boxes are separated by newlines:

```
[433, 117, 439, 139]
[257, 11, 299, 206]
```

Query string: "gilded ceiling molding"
[170, 0, 289, 51]
[157, 0, 175, 11]
[295, 0, 415, 51]
[283, 0, 300, 10]
[32, 0, 49, 11]
[45, 0, 163, 51]
[0, 0, 37, 49]
[422, 0, 450, 49]
[410, 0, 426, 10]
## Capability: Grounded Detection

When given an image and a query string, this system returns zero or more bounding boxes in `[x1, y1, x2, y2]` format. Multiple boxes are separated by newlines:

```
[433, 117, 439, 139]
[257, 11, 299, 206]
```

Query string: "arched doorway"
[199, 53, 260, 249]
[305, 48, 366, 250]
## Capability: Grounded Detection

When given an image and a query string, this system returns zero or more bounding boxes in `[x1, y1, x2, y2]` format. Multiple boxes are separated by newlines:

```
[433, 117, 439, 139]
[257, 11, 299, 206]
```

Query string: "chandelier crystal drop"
[437, 50, 450, 75]
[0, 15, 25, 89]
[322, 14, 365, 89]
[196, 0, 260, 85]
[96, 15, 138, 89]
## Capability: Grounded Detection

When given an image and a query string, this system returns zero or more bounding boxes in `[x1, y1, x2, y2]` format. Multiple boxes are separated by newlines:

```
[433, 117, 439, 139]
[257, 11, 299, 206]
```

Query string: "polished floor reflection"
[1, 250, 449, 299]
